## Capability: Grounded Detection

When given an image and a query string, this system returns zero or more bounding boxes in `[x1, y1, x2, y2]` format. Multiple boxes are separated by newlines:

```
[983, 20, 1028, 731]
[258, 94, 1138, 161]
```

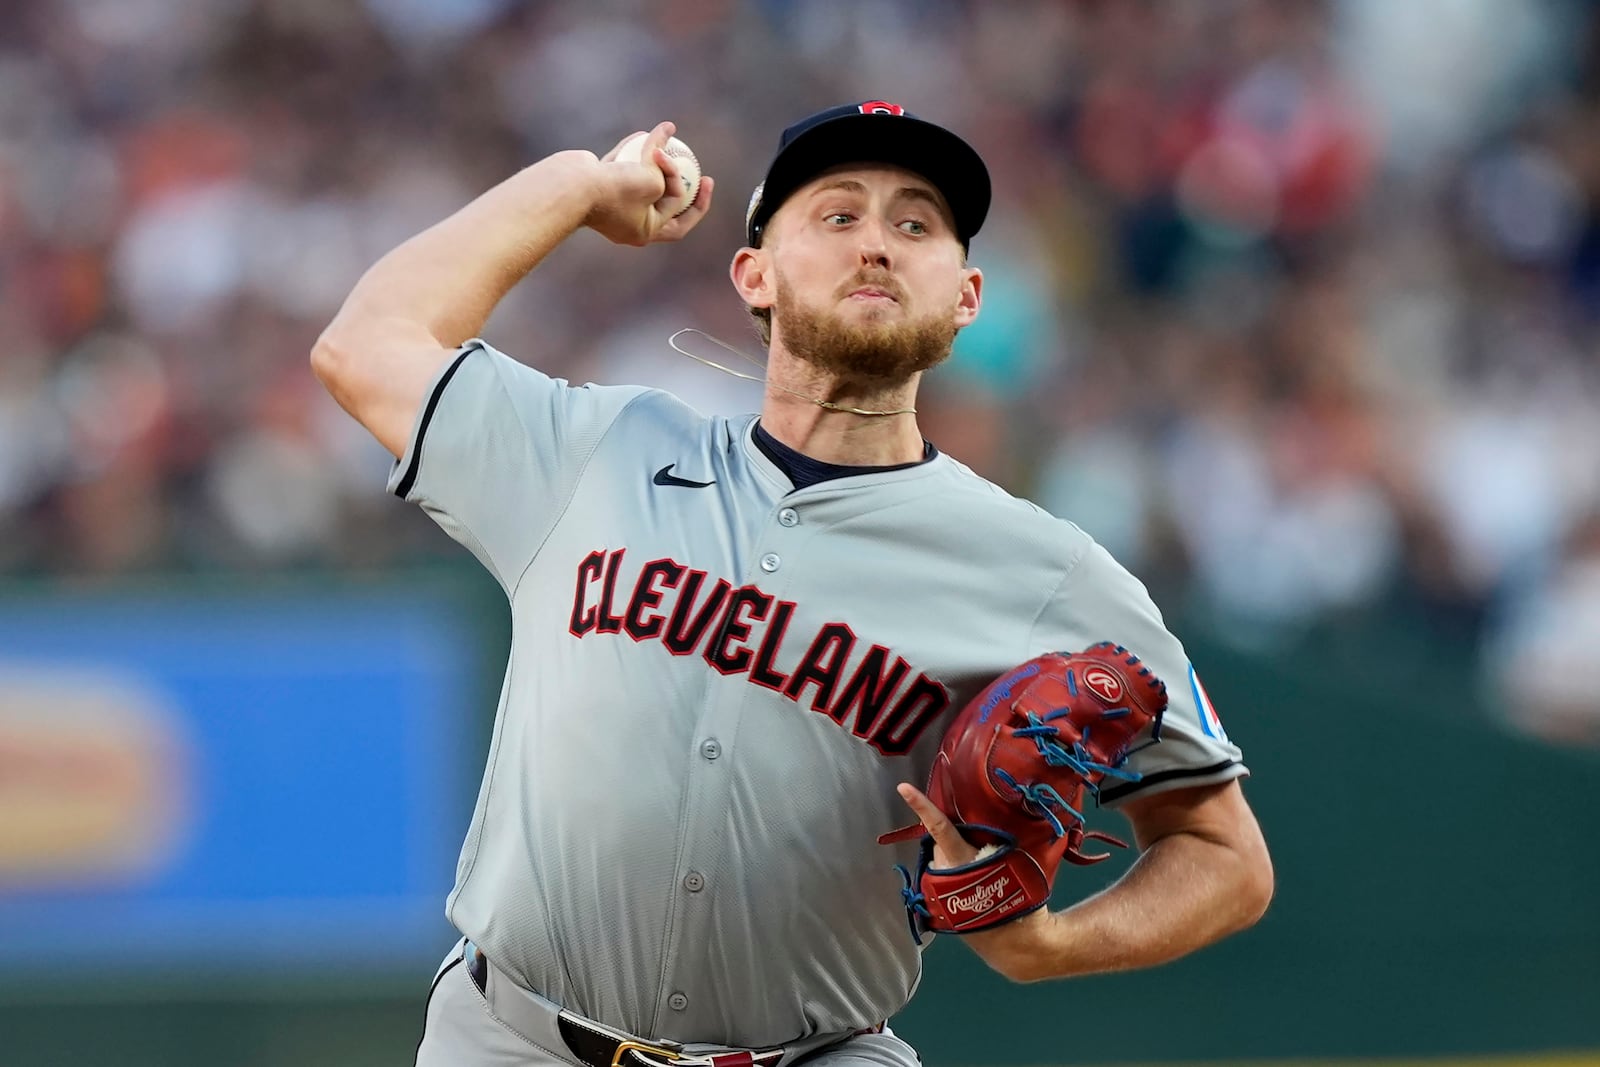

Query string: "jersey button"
[701, 738, 721, 760]
[759, 553, 781, 572]
[683, 871, 705, 892]
[668, 992, 689, 1012]
[778, 508, 799, 527]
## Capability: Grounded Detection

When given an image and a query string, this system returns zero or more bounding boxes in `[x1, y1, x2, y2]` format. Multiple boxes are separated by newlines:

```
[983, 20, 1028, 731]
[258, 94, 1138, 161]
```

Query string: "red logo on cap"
[858, 101, 906, 116]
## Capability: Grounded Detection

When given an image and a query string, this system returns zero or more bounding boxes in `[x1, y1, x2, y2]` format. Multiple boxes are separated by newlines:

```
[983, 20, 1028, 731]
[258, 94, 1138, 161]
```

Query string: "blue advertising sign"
[0, 581, 484, 977]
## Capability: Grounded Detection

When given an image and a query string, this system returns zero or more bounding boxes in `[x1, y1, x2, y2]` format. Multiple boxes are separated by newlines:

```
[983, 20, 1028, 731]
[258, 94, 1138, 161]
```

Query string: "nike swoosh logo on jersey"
[653, 464, 716, 488]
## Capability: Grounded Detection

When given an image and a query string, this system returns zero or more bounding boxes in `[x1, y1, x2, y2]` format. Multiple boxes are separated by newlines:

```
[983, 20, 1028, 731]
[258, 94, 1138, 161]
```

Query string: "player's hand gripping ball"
[879, 642, 1168, 943]
[614, 132, 702, 217]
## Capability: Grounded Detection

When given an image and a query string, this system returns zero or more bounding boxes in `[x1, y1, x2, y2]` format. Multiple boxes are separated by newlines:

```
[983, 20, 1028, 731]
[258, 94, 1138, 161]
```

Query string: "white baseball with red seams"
[614, 133, 701, 217]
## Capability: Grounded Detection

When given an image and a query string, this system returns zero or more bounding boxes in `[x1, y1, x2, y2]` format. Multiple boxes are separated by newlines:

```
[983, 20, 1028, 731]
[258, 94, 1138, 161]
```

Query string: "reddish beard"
[773, 274, 958, 382]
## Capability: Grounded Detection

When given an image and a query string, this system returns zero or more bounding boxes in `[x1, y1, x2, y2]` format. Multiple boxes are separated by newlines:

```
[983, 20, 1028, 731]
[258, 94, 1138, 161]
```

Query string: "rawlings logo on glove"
[878, 642, 1168, 943]
[947, 876, 1010, 915]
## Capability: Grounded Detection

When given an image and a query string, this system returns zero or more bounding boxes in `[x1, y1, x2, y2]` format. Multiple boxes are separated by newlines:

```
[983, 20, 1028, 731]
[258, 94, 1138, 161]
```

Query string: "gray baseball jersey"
[389, 339, 1246, 1050]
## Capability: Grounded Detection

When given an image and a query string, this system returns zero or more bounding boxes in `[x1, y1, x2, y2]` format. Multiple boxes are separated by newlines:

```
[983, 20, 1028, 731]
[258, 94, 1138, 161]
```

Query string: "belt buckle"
[610, 1040, 684, 1067]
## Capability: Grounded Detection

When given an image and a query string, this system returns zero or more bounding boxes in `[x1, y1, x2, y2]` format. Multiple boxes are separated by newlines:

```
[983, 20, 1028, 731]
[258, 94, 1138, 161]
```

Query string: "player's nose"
[855, 216, 892, 270]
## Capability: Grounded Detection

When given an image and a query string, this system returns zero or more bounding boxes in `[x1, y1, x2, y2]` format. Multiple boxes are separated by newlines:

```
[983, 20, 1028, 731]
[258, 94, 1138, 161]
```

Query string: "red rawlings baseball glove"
[879, 642, 1168, 943]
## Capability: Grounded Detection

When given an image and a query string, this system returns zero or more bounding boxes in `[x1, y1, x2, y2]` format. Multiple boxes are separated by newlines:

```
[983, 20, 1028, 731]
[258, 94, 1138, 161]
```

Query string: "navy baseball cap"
[745, 101, 991, 250]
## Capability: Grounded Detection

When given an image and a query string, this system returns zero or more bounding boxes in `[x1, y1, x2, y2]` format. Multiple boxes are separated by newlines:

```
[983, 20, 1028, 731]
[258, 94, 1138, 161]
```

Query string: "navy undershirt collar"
[752, 420, 936, 491]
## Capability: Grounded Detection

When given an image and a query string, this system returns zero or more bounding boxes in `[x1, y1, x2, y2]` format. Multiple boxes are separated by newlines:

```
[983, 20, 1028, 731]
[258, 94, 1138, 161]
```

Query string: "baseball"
[615, 132, 701, 217]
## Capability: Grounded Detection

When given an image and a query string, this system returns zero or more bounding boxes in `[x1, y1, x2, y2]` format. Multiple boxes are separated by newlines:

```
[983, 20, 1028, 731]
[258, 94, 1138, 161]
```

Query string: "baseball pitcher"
[314, 102, 1273, 1067]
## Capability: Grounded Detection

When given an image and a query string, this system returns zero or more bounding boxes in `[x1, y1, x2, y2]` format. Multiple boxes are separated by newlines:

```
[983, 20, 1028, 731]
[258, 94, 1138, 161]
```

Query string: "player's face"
[758, 165, 982, 382]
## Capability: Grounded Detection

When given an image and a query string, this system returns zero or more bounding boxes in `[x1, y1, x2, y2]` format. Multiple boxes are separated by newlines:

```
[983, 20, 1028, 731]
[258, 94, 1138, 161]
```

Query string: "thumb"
[897, 783, 979, 867]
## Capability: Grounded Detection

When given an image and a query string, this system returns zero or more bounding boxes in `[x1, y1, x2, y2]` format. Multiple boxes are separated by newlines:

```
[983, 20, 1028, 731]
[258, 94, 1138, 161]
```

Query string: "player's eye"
[899, 219, 929, 236]
[825, 212, 854, 226]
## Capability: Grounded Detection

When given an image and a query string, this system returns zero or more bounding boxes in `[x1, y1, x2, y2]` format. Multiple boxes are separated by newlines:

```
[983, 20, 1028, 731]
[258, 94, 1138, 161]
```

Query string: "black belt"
[465, 941, 491, 997]
[464, 943, 785, 1067]
[557, 1012, 785, 1067]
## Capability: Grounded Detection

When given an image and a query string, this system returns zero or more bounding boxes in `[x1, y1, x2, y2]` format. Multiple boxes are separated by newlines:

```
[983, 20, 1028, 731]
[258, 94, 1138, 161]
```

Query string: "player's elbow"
[1206, 785, 1274, 932]
[310, 321, 381, 418]
[1232, 823, 1275, 930]
[310, 325, 353, 396]
[1247, 851, 1275, 924]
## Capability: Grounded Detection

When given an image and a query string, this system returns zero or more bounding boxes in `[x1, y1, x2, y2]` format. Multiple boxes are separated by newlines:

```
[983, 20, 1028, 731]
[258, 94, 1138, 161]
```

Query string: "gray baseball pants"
[415, 939, 920, 1067]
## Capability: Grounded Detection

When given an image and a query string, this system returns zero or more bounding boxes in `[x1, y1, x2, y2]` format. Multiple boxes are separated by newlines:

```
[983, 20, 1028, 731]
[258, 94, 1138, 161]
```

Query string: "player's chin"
[838, 298, 904, 323]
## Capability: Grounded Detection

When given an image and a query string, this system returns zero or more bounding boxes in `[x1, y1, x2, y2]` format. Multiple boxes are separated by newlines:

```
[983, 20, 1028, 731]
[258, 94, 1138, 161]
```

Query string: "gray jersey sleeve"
[386, 339, 648, 590]
[1029, 531, 1247, 807]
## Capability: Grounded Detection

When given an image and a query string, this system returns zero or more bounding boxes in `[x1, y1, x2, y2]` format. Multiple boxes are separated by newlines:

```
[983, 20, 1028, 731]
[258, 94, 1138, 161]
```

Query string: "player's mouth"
[847, 287, 898, 303]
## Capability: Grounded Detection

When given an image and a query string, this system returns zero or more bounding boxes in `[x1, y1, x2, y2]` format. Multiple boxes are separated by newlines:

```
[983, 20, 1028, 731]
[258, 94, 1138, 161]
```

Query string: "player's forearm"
[1003, 829, 1272, 982]
[331, 150, 602, 348]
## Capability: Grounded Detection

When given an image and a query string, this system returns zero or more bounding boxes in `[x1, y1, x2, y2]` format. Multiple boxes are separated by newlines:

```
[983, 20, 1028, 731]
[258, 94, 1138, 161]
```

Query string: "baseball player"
[313, 102, 1273, 1067]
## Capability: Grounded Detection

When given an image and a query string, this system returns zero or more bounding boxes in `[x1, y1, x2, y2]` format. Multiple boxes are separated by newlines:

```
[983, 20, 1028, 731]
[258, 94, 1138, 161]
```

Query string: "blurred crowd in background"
[3, 0, 1599, 745]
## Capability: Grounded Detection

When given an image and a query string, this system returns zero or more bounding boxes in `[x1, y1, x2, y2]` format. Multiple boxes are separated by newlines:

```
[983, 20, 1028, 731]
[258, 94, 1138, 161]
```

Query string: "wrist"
[530, 149, 605, 219]
[968, 908, 1065, 983]
[1009, 909, 1066, 982]
[544, 148, 601, 182]
[533, 150, 623, 234]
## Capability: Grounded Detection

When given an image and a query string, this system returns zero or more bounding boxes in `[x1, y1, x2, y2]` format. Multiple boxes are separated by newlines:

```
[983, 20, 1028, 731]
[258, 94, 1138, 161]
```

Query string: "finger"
[653, 145, 683, 196]
[646, 120, 676, 154]
[656, 175, 715, 241]
[896, 782, 943, 831]
[601, 131, 647, 164]
[896, 783, 974, 862]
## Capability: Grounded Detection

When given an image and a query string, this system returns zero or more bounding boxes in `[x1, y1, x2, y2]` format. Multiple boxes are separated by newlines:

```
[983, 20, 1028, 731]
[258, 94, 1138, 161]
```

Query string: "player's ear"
[953, 265, 982, 329]
[730, 246, 775, 312]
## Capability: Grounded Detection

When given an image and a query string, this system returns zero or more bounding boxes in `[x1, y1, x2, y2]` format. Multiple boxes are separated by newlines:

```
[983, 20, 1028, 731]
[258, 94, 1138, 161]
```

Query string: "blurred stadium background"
[1, 0, 1597, 1064]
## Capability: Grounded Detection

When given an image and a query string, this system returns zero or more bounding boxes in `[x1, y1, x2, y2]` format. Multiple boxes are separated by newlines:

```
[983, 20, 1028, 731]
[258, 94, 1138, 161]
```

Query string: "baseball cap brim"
[747, 111, 991, 249]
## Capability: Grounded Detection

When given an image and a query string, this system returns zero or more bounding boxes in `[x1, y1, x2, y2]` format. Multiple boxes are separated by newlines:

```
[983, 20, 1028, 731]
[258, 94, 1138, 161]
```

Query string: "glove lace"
[992, 768, 1082, 837]
[996, 709, 1151, 837]
[1017, 710, 1145, 781]
[892, 861, 933, 945]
